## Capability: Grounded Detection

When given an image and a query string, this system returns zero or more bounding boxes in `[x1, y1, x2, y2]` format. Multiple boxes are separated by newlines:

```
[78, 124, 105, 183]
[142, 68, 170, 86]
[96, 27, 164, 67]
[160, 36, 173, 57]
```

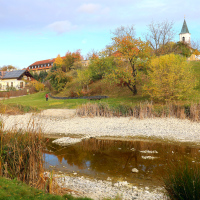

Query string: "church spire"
[180, 19, 190, 34]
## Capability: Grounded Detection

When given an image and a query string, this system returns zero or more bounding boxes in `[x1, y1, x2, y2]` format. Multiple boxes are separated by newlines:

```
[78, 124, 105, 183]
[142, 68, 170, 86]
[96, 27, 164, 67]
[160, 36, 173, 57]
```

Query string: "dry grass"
[0, 103, 38, 114]
[0, 125, 75, 196]
[0, 128, 44, 188]
[76, 101, 200, 121]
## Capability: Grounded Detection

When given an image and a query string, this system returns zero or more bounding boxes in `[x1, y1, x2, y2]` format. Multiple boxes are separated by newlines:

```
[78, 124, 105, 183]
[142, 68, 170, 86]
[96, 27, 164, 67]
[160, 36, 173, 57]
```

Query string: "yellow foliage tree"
[143, 53, 196, 102]
[29, 80, 45, 92]
[53, 54, 63, 67]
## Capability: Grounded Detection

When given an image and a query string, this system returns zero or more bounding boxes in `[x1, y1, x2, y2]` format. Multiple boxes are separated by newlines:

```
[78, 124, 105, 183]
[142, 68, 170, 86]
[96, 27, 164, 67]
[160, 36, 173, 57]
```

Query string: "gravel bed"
[1, 110, 200, 144]
[52, 174, 166, 200]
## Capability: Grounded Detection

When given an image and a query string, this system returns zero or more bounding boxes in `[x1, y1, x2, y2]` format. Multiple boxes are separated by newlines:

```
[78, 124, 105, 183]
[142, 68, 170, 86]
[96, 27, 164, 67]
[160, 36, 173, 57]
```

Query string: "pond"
[44, 137, 200, 189]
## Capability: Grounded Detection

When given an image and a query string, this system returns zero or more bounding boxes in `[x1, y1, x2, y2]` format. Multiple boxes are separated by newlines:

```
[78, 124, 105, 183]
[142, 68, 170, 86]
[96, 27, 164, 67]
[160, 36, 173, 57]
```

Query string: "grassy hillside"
[1, 61, 200, 111]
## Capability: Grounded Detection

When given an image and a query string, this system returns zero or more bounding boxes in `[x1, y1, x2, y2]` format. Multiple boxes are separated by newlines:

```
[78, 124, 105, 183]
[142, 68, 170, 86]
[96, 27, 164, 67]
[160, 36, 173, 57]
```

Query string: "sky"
[0, 0, 200, 69]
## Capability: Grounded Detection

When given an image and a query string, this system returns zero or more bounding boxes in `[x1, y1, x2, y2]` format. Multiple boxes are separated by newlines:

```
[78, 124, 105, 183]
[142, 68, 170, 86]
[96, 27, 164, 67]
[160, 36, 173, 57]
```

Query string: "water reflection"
[44, 138, 200, 187]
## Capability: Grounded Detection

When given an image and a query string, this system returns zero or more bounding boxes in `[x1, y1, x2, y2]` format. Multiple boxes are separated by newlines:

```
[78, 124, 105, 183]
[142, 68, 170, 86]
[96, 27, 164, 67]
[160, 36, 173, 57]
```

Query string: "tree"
[174, 42, 192, 57]
[145, 20, 175, 55]
[111, 25, 135, 39]
[143, 54, 196, 102]
[88, 56, 117, 81]
[110, 30, 151, 95]
[38, 71, 48, 82]
[77, 69, 92, 91]
[46, 64, 72, 92]
[53, 54, 64, 67]
[62, 50, 82, 72]
[0, 65, 17, 71]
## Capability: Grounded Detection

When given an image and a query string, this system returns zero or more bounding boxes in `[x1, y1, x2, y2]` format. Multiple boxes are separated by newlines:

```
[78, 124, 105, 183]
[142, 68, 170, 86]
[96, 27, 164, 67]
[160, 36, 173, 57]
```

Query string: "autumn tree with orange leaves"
[106, 27, 151, 95]
[62, 50, 82, 72]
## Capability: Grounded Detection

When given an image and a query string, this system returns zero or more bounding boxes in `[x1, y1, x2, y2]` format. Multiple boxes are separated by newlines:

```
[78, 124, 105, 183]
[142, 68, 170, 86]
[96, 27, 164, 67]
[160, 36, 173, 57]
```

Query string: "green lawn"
[1, 92, 89, 110]
[1, 91, 150, 111]
[0, 177, 92, 200]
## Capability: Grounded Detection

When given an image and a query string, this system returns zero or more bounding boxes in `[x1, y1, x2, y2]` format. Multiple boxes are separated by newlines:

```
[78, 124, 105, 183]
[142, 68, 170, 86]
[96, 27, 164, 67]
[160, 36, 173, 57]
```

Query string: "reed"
[76, 101, 200, 121]
[0, 102, 38, 114]
[0, 128, 44, 188]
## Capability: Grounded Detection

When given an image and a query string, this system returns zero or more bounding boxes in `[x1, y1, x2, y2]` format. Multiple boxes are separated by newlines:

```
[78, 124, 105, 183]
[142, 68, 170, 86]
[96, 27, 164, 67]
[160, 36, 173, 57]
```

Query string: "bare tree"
[191, 39, 200, 51]
[0, 65, 17, 71]
[145, 20, 175, 55]
[111, 25, 135, 39]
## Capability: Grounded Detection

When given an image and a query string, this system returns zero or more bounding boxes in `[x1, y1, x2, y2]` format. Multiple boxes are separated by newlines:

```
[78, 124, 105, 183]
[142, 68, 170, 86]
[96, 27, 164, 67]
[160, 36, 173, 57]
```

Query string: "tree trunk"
[127, 83, 137, 95]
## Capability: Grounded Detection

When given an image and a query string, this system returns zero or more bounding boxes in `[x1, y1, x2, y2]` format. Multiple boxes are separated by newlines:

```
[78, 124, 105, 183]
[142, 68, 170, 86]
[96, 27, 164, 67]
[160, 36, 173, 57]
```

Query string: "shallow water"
[44, 137, 200, 188]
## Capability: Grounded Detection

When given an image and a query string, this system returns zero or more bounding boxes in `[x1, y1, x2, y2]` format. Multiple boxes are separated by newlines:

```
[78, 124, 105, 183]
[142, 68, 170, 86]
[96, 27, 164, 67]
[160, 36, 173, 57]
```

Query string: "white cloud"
[77, 3, 101, 14]
[46, 20, 77, 34]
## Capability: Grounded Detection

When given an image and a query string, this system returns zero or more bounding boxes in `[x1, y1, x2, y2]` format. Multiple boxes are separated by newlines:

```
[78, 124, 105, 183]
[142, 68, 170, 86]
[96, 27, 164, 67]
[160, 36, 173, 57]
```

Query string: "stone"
[132, 168, 139, 173]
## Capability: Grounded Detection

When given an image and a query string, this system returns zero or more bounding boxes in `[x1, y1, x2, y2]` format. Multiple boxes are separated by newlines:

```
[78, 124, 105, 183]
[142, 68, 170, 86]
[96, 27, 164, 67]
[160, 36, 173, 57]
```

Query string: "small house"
[0, 70, 33, 91]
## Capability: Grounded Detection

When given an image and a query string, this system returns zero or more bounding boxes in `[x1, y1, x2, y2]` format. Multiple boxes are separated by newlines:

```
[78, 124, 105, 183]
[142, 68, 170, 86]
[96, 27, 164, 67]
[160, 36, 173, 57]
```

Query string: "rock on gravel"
[52, 137, 82, 146]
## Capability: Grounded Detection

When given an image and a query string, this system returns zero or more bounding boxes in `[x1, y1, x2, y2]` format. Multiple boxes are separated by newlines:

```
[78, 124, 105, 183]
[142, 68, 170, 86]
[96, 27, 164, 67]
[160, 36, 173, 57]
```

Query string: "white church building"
[179, 19, 200, 61]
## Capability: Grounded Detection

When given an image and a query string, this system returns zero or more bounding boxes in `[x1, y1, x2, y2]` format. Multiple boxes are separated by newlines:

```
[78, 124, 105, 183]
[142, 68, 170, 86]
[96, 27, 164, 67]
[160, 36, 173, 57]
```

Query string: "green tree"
[88, 56, 117, 81]
[46, 64, 72, 92]
[174, 41, 192, 57]
[38, 71, 48, 82]
[77, 69, 92, 91]
[143, 53, 196, 102]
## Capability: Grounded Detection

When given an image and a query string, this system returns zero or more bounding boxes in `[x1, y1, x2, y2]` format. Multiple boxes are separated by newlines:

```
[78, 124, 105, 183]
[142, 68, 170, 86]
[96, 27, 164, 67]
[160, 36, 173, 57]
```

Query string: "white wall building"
[179, 19, 191, 44]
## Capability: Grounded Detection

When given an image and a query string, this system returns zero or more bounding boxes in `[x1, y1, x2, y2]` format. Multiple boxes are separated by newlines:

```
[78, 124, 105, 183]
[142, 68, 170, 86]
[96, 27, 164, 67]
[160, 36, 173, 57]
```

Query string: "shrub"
[164, 161, 200, 200]
[29, 80, 45, 92]
[143, 54, 197, 102]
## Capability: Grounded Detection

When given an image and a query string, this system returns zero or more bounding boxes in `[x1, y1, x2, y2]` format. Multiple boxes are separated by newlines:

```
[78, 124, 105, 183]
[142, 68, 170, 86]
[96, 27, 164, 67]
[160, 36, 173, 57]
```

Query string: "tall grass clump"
[164, 161, 200, 200]
[76, 101, 200, 121]
[0, 103, 38, 114]
[0, 128, 44, 188]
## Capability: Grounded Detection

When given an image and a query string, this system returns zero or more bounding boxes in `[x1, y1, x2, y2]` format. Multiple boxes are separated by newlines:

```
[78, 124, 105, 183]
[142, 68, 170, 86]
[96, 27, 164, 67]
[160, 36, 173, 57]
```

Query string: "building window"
[11, 82, 13, 87]
[20, 82, 23, 88]
[41, 65, 43, 67]
[48, 64, 50, 66]
[183, 37, 185, 42]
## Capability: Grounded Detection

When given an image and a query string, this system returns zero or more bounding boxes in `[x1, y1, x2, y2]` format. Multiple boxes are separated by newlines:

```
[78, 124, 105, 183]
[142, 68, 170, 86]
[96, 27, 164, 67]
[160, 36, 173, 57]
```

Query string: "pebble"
[132, 168, 139, 173]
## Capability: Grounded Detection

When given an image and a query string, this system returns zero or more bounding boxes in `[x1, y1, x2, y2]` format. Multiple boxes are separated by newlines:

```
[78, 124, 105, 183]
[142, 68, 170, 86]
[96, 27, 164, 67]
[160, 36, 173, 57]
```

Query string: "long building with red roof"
[27, 57, 65, 74]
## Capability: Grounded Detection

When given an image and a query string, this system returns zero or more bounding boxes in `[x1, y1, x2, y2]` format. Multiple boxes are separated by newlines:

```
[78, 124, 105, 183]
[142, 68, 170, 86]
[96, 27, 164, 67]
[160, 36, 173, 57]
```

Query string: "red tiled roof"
[28, 56, 65, 67]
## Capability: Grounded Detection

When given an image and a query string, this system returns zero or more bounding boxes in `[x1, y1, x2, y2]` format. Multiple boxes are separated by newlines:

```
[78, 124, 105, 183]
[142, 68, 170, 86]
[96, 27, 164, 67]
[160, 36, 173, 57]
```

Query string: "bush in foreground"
[164, 161, 200, 200]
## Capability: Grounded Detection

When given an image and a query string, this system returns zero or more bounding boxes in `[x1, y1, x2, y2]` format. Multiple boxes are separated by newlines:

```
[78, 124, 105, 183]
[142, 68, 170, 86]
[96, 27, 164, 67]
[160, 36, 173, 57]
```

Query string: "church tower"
[179, 18, 191, 44]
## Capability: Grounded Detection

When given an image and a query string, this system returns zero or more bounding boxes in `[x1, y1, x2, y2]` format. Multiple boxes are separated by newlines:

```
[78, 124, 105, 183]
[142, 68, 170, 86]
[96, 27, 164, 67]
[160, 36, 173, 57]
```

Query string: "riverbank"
[1, 109, 200, 199]
[1, 109, 200, 144]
